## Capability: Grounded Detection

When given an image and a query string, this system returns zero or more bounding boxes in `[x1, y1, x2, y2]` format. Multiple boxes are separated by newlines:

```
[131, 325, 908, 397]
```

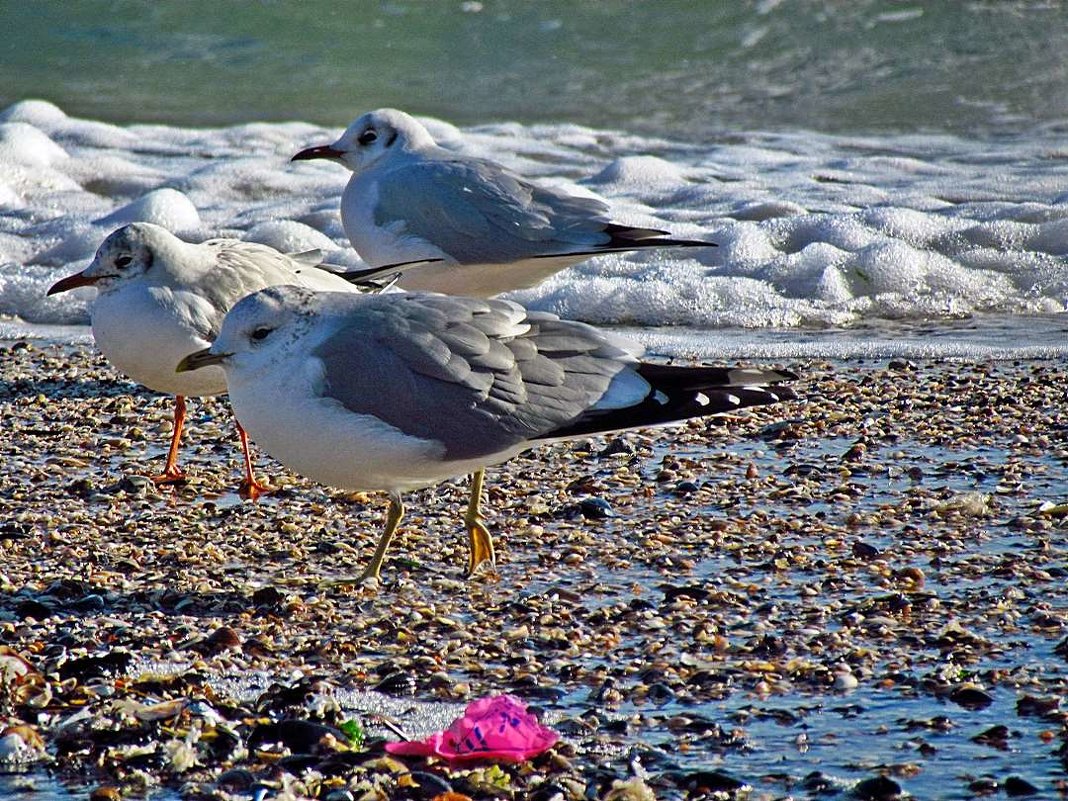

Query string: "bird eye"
[357, 128, 378, 146]
[115, 255, 133, 270]
[250, 327, 273, 342]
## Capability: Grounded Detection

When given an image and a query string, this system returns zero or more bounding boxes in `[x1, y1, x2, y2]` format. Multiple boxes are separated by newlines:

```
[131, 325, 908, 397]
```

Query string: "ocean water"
[2, 1, 1068, 359]
[2, 100, 1067, 357]
[2, 1, 1068, 137]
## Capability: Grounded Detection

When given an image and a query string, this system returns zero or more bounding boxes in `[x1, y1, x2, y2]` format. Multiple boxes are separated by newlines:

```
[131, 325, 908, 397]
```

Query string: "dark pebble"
[852, 541, 881, 560]
[256, 679, 315, 712]
[647, 682, 677, 705]
[215, 768, 256, 791]
[1015, 694, 1060, 718]
[680, 770, 745, 793]
[601, 718, 632, 734]
[588, 677, 617, 704]
[1004, 776, 1039, 797]
[659, 583, 710, 602]
[853, 774, 901, 800]
[0, 522, 31, 540]
[528, 783, 568, 801]
[784, 462, 823, 478]
[801, 770, 836, 793]
[967, 777, 998, 796]
[598, 437, 635, 457]
[688, 669, 733, 688]
[949, 686, 994, 710]
[1054, 636, 1068, 659]
[276, 754, 321, 775]
[58, 650, 133, 681]
[522, 685, 568, 702]
[316, 751, 369, 777]
[71, 594, 106, 612]
[674, 480, 700, 495]
[15, 598, 54, 620]
[252, 585, 284, 607]
[401, 773, 450, 798]
[204, 726, 241, 761]
[247, 720, 345, 753]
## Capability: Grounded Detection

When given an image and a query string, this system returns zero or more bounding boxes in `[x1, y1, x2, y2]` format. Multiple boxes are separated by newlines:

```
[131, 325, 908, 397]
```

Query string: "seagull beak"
[47, 269, 99, 295]
[291, 144, 345, 162]
[176, 347, 230, 373]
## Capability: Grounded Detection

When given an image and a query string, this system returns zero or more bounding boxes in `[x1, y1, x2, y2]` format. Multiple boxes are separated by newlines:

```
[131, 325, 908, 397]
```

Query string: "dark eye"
[357, 128, 377, 146]
[250, 327, 273, 342]
[115, 255, 133, 270]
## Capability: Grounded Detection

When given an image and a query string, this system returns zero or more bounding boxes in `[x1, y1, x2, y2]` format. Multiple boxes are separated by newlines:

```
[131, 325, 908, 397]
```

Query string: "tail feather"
[539, 364, 797, 441]
[602, 223, 716, 250]
[336, 257, 444, 286]
[636, 363, 797, 391]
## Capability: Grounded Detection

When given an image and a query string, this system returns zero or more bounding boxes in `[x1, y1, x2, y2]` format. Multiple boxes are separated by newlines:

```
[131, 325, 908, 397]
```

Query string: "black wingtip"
[539, 365, 798, 441]
[602, 223, 717, 250]
[336, 257, 445, 286]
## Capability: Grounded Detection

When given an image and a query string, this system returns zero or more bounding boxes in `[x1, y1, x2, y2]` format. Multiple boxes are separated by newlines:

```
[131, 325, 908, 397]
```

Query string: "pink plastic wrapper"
[385, 694, 558, 764]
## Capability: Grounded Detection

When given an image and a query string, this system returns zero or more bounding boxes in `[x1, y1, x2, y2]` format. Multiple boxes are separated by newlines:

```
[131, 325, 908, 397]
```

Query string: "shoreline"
[1, 341, 1067, 799]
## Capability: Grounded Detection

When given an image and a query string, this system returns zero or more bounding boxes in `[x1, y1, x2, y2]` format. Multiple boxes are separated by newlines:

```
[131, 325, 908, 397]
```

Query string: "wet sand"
[1, 341, 1066, 800]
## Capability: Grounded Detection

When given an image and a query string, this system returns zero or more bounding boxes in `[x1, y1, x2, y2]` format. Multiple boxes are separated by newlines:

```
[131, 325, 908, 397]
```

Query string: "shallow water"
[3, 101, 1068, 343]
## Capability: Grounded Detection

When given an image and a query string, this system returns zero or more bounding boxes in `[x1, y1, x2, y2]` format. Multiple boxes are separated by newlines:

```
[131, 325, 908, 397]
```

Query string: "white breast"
[226, 354, 454, 493]
[92, 283, 227, 397]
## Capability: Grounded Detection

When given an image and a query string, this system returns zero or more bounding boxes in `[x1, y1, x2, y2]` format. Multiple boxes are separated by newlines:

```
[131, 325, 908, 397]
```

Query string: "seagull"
[177, 286, 796, 579]
[291, 108, 714, 297]
[47, 222, 369, 498]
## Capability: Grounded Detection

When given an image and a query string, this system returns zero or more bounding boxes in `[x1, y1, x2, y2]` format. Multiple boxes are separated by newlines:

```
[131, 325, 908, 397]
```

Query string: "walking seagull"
[177, 286, 795, 578]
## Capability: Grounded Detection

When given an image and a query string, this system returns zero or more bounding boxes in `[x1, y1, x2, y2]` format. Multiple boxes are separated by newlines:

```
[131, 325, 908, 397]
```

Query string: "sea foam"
[1, 98, 1067, 336]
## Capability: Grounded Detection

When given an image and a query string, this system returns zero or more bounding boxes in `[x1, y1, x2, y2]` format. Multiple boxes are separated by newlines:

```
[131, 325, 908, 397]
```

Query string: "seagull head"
[178, 285, 318, 375]
[48, 222, 170, 296]
[291, 108, 436, 173]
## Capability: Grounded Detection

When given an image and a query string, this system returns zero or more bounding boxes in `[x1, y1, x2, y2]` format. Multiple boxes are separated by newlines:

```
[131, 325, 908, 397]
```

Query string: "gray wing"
[188, 241, 354, 338]
[311, 294, 641, 461]
[373, 158, 619, 264]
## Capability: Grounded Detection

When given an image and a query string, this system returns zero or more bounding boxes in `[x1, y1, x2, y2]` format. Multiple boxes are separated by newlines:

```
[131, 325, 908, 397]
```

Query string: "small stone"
[579, 497, 614, 519]
[1004, 776, 1039, 797]
[252, 585, 284, 606]
[853, 774, 901, 800]
[949, 685, 994, 710]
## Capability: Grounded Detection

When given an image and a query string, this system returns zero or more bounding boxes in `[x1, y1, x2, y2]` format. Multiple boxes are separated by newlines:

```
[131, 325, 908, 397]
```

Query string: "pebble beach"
[1, 340, 1066, 799]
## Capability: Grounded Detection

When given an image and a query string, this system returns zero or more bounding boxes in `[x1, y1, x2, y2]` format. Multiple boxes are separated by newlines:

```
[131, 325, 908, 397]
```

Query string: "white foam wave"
[2, 99, 1067, 336]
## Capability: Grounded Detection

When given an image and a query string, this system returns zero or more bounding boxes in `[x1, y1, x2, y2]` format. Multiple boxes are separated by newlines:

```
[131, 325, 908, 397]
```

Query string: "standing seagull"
[291, 108, 714, 297]
[48, 223, 367, 498]
[177, 286, 795, 580]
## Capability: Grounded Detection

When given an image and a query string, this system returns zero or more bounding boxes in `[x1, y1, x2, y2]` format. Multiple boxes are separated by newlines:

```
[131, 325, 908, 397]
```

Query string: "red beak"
[291, 144, 345, 162]
[48, 270, 99, 295]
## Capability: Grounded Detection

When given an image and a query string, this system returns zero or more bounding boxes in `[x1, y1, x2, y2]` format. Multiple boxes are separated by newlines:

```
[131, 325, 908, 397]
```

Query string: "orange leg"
[235, 419, 273, 501]
[153, 395, 188, 485]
